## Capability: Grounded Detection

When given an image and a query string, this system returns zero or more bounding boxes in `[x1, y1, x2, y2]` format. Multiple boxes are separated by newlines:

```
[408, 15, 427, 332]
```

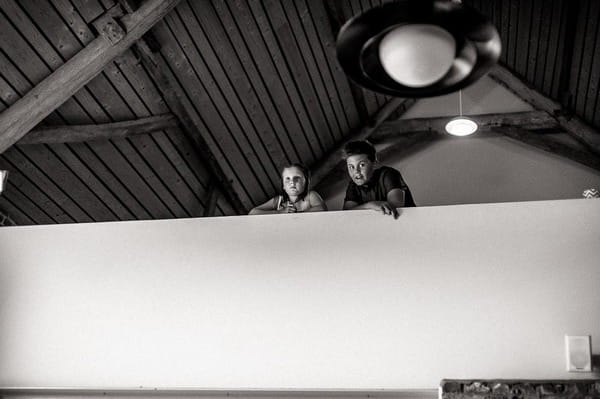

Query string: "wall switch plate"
[565, 335, 592, 372]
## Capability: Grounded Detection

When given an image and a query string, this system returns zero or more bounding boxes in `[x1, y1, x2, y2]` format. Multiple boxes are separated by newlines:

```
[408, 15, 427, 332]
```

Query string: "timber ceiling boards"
[1, 0, 599, 226]
[467, 0, 600, 129]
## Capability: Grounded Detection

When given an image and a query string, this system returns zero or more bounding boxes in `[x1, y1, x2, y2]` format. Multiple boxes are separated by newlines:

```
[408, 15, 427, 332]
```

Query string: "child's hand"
[367, 201, 398, 218]
[278, 201, 297, 213]
[285, 201, 297, 213]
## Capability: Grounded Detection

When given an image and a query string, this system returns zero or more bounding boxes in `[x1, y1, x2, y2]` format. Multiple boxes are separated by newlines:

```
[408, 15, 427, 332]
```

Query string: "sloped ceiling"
[0, 0, 599, 226]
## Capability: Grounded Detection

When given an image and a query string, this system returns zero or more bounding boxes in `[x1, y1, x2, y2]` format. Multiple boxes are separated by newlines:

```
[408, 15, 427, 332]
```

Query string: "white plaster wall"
[0, 199, 599, 390]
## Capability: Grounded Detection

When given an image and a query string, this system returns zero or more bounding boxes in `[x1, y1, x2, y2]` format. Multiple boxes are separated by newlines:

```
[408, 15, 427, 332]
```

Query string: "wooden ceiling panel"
[304, 0, 361, 132]
[43, 142, 152, 220]
[298, 0, 350, 136]
[572, 0, 600, 124]
[187, 0, 297, 172]
[171, 1, 282, 192]
[530, 0, 552, 89]
[0, 191, 37, 225]
[106, 50, 226, 218]
[543, 0, 565, 100]
[264, 0, 338, 150]
[70, 0, 113, 23]
[216, 0, 321, 164]
[2, 146, 95, 222]
[153, 12, 270, 206]
[0, 153, 73, 224]
[249, 0, 328, 160]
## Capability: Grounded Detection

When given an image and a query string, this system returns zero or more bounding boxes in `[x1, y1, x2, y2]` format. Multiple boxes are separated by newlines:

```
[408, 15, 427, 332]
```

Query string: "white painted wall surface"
[0, 199, 599, 389]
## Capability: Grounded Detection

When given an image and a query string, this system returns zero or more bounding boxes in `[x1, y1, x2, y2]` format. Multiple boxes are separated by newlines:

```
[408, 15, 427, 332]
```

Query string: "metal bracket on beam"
[91, 4, 126, 44]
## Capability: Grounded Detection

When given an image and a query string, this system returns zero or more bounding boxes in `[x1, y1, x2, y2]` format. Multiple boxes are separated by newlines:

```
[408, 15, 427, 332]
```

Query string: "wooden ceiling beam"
[372, 110, 558, 141]
[488, 65, 600, 157]
[126, 28, 247, 215]
[114, 0, 247, 214]
[311, 98, 416, 187]
[17, 114, 178, 145]
[369, 115, 600, 172]
[0, 207, 17, 227]
[493, 126, 600, 172]
[0, 0, 182, 154]
[202, 181, 220, 218]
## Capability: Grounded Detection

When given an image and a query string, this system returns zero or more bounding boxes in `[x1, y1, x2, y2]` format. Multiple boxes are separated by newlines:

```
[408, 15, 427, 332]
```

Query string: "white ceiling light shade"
[445, 117, 478, 136]
[378, 24, 456, 88]
[445, 90, 478, 136]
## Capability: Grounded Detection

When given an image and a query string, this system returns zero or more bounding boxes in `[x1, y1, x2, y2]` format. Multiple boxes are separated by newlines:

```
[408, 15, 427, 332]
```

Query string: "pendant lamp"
[336, 0, 501, 97]
[445, 90, 477, 136]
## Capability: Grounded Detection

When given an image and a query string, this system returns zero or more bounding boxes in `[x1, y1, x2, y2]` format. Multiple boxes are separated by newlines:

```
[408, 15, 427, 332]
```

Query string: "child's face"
[346, 154, 375, 186]
[282, 167, 306, 197]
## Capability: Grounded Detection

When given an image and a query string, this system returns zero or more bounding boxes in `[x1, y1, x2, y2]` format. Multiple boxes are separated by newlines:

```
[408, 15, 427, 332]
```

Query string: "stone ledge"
[441, 380, 600, 399]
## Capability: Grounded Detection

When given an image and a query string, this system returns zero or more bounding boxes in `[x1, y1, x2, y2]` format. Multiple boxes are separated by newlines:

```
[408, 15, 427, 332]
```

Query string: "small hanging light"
[445, 90, 478, 136]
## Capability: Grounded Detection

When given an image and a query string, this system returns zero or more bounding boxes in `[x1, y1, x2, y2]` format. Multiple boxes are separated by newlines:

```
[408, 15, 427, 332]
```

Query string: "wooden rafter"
[111, 0, 246, 215]
[488, 65, 600, 156]
[124, 25, 247, 215]
[112, 0, 247, 214]
[0, 207, 17, 227]
[493, 126, 600, 171]
[370, 114, 599, 173]
[311, 97, 416, 187]
[202, 181, 220, 218]
[372, 110, 558, 141]
[17, 114, 178, 145]
[0, 0, 182, 154]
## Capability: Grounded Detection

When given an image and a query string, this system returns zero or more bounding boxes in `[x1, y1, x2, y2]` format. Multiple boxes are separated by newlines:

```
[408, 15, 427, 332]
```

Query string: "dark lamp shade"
[336, 0, 502, 98]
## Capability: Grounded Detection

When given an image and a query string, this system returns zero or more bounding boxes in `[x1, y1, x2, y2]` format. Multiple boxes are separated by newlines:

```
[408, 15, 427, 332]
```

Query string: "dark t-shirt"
[344, 166, 416, 207]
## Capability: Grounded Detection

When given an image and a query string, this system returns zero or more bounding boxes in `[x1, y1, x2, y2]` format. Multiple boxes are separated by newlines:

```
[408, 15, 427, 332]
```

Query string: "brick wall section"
[441, 380, 600, 399]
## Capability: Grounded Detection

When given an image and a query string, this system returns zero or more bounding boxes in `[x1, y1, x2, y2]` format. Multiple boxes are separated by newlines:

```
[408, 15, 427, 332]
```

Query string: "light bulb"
[379, 24, 456, 88]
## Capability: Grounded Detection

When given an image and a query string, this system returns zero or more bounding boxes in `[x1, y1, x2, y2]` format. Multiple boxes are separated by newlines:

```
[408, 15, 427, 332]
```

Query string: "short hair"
[344, 141, 376, 161]
[280, 163, 310, 202]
